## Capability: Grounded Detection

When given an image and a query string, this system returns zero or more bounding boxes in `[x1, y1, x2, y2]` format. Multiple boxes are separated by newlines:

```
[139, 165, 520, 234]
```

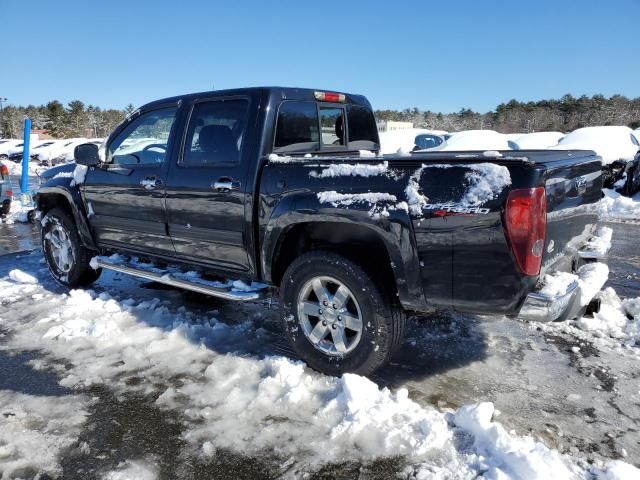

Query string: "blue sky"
[1, 0, 638, 113]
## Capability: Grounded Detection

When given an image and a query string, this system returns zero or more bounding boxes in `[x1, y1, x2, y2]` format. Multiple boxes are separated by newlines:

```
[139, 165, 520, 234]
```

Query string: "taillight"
[6, 190, 12, 197]
[0, 164, 7, 178]
[503, 187, 547, 276]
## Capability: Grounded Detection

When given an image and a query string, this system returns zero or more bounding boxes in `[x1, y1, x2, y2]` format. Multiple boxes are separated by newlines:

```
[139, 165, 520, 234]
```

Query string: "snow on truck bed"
[1, 266, 639, 479]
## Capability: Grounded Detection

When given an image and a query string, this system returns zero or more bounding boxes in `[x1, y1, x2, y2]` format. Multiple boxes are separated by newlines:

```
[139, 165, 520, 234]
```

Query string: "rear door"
[81, 106, 179, 256]
[164, 96, 255, 273]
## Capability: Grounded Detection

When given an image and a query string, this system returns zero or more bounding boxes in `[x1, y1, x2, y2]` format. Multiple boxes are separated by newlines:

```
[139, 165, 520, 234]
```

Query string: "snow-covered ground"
[1, 247, 639, 478]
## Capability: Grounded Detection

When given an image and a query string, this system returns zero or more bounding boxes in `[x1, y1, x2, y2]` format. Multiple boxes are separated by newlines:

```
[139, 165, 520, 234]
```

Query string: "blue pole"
[21, 118, 31, 193]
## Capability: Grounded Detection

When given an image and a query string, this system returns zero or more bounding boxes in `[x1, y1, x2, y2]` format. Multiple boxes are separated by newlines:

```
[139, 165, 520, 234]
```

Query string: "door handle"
[212, 178, 240, 192]
[140, 176, 162, 189]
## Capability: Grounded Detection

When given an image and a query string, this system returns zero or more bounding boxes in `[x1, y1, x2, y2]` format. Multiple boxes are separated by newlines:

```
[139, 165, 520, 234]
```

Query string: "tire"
[279, 251, 406, 376]
[41, 207, 101, 288]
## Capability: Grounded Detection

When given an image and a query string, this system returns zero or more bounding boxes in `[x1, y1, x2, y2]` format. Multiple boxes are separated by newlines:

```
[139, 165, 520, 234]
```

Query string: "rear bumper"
[518, 280, 582, 322]
[519, 227, 611, 322]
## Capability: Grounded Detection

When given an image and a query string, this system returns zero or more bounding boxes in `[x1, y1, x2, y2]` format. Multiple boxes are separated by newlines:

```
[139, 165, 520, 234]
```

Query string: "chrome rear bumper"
[518, 280, 581, 322]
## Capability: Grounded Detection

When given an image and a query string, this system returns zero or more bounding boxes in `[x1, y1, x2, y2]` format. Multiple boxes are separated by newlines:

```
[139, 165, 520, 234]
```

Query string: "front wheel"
[41, 207, 101, 288]
[279, 251, 406, 376]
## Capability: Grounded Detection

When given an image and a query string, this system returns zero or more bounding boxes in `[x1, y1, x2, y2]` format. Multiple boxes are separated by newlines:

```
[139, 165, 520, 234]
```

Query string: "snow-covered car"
[512, 132, 565, 149]
[0, 139, 23, 159]
[0, 161, 12, 215]
[379, 128, 448, 154]
[552, 126, 640, 194]
[412, 133, 446, 151]
[29, 141, 58, 160]
[38, 139, 88, 166]
[6, 140, 47, 162]
[430, 130, 512, 151]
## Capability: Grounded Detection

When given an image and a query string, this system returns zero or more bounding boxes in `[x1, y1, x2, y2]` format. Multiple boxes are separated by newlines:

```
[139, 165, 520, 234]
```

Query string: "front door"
[82, 106, 179, 257]
[164, 97, 252, 273]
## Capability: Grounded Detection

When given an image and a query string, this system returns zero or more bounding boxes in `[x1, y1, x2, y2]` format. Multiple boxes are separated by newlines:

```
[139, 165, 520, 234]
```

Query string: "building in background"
[377, 121, 414, 132]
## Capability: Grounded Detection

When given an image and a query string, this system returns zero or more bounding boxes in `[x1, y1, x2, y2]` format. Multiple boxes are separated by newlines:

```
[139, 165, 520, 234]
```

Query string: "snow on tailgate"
[405, 163, 511, 216]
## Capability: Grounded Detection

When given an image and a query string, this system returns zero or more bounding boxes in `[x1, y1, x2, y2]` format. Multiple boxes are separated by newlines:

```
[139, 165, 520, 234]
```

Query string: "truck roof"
[140, 86, 373, 112]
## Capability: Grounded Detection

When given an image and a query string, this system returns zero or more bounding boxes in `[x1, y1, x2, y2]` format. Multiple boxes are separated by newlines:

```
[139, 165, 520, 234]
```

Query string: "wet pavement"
[0, 221, 639, 478]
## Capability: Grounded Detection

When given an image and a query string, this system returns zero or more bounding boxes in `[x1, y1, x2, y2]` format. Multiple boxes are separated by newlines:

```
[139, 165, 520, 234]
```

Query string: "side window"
[347, 105, 379, 150]
[182, 99, 249, 165]
[109, 107, 177, 165]
[274, 101, 319, 153]
[319, 107, 345, 148]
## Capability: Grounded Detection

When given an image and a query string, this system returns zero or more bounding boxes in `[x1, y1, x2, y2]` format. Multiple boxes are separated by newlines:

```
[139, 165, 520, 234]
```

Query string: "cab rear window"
[273, 101, 379, 153]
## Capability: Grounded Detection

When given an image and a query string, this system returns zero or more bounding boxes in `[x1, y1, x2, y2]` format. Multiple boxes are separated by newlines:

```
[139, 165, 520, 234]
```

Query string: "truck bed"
[260, 149, 603, 315]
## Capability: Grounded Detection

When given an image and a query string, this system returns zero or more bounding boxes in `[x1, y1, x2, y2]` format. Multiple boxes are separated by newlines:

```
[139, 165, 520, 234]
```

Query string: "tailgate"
[541, 152, 603, 273]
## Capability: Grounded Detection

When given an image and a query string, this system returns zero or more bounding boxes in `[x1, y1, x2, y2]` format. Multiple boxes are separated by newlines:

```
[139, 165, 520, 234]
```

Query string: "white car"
[551, 126, 639, 165]
[552, 126, 640, 192]
[38, 139, 87, 165]
[512, 132, 565, 149]
[379, 128, 448, 154]
[6, 139, 48, 162]
[45, 138, 89, 164]
[432, 130, 512, 151]
[0, 139, 24, 159]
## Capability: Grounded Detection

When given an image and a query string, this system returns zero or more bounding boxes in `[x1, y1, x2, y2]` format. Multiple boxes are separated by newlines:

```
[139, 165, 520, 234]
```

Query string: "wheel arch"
[37, 187, 96, 249]
[264, 213, 427, 311]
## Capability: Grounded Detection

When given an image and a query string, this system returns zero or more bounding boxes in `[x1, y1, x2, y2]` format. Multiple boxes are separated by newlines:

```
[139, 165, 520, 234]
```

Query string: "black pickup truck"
[36, 87, 609, 376]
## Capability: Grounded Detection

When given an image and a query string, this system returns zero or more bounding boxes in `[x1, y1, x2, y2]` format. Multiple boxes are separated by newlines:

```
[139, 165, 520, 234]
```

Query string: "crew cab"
[36, 87, 609, 376]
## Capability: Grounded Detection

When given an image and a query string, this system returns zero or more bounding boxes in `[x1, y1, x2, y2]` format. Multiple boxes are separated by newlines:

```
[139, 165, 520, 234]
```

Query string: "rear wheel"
[42, 207, 101, 288]
[279, 251, 406, 376]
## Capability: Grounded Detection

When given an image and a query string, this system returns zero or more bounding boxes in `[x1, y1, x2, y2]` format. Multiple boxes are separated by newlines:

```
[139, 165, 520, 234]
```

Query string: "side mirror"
[74, 143, 100, 166]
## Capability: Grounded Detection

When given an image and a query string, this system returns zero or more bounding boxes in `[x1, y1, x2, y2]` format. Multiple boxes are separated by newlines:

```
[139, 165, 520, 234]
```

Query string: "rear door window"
[182, 99, 249, 165]
[274, 101, 319, 153]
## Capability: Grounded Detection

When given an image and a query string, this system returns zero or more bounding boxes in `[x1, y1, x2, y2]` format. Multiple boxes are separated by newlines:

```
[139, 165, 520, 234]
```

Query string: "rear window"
[347, 105, 379, 150]
[274, 101, 319, 153]
[274, 100, 379, 153]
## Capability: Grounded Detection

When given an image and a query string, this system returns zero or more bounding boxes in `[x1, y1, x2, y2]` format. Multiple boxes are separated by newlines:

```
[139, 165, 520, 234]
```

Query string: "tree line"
[376, 94, 640, 133]
[2, 93, 639, 140]
[0, 100, 134, 139]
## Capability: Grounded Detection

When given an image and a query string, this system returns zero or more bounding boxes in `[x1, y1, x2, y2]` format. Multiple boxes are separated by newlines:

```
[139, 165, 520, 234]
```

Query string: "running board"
[94, 259, 269, 301]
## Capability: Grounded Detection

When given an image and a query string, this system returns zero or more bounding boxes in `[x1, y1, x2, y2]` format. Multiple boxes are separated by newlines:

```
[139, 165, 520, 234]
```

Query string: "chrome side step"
[95, 259, 269, 301]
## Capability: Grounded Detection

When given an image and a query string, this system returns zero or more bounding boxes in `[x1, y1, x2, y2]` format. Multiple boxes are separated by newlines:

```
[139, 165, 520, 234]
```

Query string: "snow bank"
[0, 391, 88, 480]
[0, 198, 32, 225]
[599, 189, 640, 220]
[453, 402, 574, 480]
[552, 126, 639, 165]
[9, 269, 38, 284]
[1, 272, 637, 478]
[575, 288, 640, 346]
[102, 459, 159, 480]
